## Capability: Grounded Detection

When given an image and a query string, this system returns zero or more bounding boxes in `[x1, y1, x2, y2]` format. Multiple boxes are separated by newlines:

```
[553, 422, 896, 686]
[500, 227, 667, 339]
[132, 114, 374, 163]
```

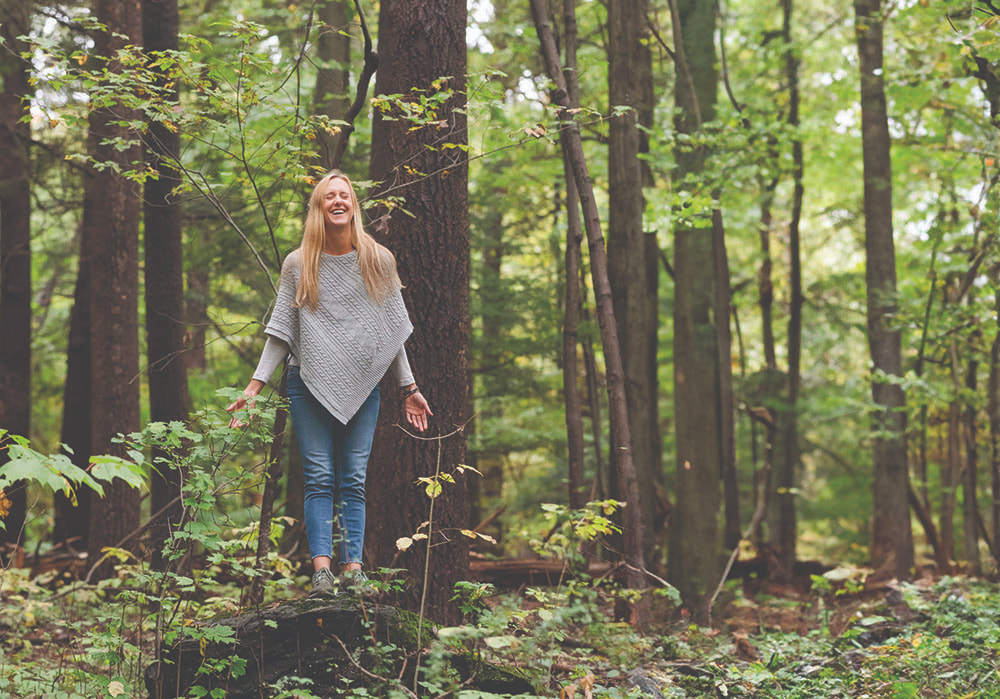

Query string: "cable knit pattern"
[264, 248, 413, 424]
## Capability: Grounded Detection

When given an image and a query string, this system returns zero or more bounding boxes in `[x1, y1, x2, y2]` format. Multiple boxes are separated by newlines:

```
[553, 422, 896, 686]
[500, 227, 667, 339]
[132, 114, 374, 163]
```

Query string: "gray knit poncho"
[263, 248, 414, 424]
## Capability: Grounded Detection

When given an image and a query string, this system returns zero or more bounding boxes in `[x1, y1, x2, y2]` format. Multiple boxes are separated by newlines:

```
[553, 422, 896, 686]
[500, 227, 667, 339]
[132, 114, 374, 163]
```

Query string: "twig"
[706, 465, 770, 622]
[327, 633, 419, 698]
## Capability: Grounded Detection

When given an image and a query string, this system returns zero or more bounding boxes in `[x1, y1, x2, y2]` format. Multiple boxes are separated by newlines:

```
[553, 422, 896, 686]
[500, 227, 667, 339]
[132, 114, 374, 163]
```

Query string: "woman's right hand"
[227, 379, 265, 428]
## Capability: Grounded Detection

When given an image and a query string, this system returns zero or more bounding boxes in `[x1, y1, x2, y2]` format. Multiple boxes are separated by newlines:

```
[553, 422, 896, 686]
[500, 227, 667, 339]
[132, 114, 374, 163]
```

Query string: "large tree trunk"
[668, 0, 725, 619]
[143, 0, 190, 570]
[855, 0, 913, 579]
[606, 0, 662, 559]
[530, 0, 648, 596]
[366, 0, 470, 624]
[86, 0, 144, 580]
[0, 0, 32, 550]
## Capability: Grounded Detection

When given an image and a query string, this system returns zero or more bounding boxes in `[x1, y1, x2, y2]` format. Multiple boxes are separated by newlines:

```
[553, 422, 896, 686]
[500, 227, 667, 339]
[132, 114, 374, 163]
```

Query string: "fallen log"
[469, 557, 616, 587]
[145, 595, 533, 698]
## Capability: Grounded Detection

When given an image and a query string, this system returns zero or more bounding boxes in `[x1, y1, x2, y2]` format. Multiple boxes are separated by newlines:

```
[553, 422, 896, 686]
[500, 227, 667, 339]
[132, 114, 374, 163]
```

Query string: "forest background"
[1, 0, 1000, 690]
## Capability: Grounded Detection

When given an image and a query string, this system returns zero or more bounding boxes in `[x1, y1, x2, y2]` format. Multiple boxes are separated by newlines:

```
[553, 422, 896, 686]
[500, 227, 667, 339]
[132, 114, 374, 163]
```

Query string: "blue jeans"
[287, 366, 379, 565]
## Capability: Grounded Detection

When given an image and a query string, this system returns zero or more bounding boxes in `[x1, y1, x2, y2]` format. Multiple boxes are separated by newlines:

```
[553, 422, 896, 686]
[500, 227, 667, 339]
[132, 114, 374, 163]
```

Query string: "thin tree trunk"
[855, 0, 913, 579]
[561, 0, 586, 510]
[775, 0, 805, 574]
[55, 222, 93, 550]
[990, 286, 1000, 569]
[143, 0, 190, 571]
[963, 348, 981, 574]
[530, 0, 647, 594]
[581, 299, 607, 499]
[562, 147, 586, 510]
[757, 177, 781, 560]
[184, 264, 208, 372]
[86, 0, 144, 580]
[0, 0, 32, 550]
[247, 373, 288, 607]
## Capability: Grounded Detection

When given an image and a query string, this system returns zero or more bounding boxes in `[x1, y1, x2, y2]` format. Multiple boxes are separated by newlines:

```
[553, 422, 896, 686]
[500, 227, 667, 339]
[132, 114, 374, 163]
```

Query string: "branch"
[330, 0, 379, 169]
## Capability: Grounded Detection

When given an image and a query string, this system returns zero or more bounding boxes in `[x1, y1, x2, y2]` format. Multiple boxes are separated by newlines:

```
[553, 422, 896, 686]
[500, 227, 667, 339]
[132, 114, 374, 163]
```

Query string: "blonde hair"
[295, 171, 402, 310]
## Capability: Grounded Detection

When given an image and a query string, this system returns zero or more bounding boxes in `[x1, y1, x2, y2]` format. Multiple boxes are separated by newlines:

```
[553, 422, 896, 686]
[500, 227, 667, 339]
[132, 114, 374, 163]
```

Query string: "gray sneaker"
[339, 569, 376, 597]
[309, 567, 338, 598]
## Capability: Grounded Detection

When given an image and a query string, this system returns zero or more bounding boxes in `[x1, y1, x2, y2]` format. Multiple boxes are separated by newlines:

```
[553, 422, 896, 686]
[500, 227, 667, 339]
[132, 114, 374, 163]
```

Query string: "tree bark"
[143, 0, 190, 570]
[0, 0, 32, 549]
[607, 0, 662, 559]
[530, 0, 647, 593]
[773, 0, 805, 575]
[990, 286, 1000, 570]
[55, 224, 93, 550]
[312, 0, 352, 171]
[366, 0, 470, 623]
[86, 0, 144, 580]
[963, 350, 981, 574]
[667, 0, 726, 618]
[561, 0, 586, 511]
[855, 0, 913, 579]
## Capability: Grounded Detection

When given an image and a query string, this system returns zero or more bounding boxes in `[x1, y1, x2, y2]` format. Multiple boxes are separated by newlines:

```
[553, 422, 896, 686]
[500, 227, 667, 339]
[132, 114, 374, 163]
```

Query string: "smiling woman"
[226, 170, 433, 597]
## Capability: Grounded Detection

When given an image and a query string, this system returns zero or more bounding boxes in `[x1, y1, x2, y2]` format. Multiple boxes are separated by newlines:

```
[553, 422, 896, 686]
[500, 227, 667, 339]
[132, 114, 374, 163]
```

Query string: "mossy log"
[144, 596, 533, 698]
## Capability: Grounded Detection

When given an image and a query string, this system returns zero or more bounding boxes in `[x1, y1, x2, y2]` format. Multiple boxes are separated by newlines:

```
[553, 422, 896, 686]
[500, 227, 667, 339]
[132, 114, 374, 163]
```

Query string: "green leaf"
[89, 456, 146, 489]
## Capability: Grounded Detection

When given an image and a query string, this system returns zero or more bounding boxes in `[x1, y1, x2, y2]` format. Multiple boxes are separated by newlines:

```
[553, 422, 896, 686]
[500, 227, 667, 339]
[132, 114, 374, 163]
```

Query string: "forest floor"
[2, 553, 1000, 697]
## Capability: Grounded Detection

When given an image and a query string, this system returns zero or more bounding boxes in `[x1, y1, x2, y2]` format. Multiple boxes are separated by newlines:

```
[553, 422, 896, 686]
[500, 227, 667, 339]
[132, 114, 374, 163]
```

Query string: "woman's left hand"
[405, 391, 433, 432]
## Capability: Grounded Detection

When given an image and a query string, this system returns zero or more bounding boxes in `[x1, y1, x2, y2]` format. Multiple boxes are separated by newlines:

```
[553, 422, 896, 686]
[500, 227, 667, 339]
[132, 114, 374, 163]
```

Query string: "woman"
[228, 170, 432, 597]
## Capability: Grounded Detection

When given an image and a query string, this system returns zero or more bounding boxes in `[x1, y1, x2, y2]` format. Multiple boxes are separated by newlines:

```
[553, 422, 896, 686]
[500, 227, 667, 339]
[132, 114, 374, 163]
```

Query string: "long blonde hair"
[295, 171, 402, 310]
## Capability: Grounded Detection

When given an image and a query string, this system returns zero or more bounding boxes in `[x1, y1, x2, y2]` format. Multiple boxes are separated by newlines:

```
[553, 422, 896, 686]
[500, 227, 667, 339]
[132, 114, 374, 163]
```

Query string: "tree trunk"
[366, 0, 470, 624]
[963, 350, 981, 574]
[472, 201, 505, 532]
[607, 0, 662, 559]
[942, 384, 959, 567]
[774, 0, 805, 575]
[86, 0, 144, 580]
[184, 264, 208, 372]
[143, 0, 190, 570]
[561, 0, 586, 511]
[0, 0, 32, 550]
[855, 0, 913, 579]
[990, 286, 1000, 569]
[530, 0, 647, 594]
[313, 0, 351, 170]
[55, 224, 93, 550]
[668, 0, 725, 618]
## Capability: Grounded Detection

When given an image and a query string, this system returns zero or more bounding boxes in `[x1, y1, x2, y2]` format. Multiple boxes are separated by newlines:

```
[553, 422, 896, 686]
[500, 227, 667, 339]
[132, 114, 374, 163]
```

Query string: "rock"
[144, 596, 533, 698]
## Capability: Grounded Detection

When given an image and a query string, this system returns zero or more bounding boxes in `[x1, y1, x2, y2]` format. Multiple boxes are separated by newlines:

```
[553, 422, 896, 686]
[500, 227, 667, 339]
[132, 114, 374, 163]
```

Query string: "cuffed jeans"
[287, 366, 379, 564]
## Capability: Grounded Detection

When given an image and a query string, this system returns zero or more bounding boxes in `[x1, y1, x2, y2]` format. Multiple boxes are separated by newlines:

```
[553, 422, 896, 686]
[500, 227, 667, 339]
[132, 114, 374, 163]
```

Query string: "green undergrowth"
[4, 566, 1000, 697]
[3, 424, 1000, 696]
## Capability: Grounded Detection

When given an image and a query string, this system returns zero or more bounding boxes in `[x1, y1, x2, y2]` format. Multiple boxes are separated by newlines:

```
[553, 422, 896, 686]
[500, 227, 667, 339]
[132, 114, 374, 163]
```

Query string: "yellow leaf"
[108, 680, 126, 697]
[396, 536, 413, 551]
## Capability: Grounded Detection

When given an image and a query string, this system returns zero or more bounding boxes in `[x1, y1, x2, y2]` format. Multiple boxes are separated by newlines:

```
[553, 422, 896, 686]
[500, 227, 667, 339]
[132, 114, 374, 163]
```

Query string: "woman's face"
[322, 177, 354, 230]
